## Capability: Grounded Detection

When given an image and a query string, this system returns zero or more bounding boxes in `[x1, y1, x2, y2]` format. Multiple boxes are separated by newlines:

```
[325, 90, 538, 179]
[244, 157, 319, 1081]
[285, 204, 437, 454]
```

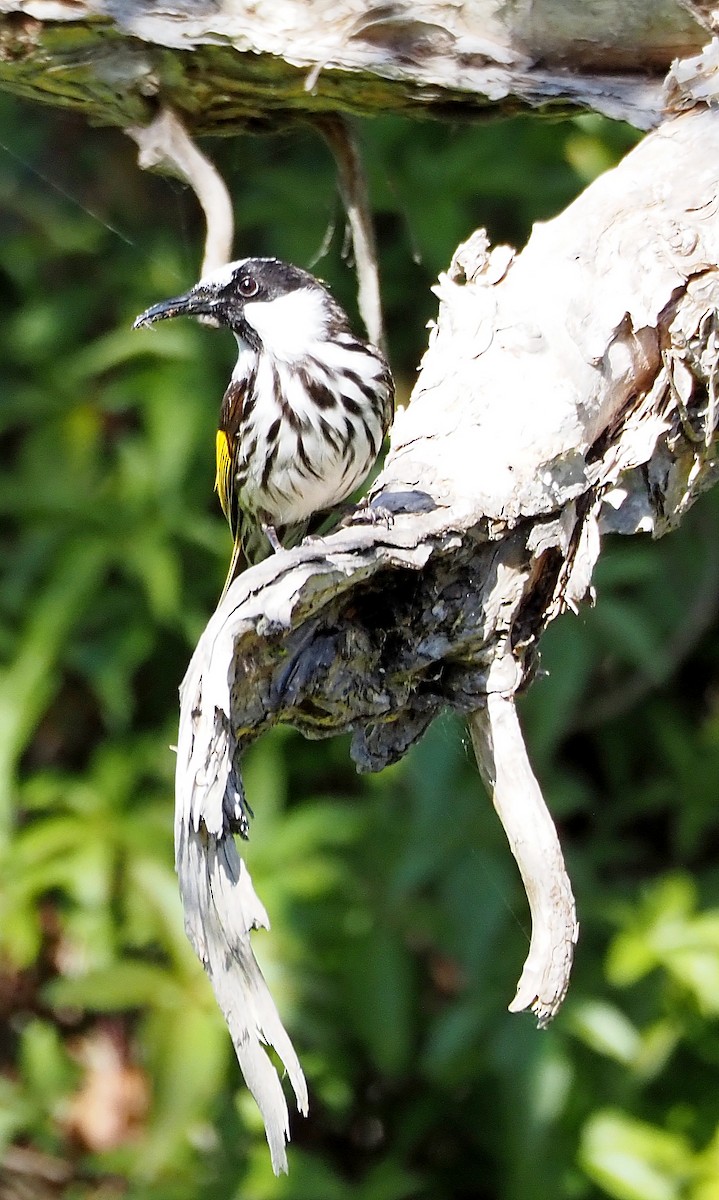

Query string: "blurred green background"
[2, 93, 719, 1200]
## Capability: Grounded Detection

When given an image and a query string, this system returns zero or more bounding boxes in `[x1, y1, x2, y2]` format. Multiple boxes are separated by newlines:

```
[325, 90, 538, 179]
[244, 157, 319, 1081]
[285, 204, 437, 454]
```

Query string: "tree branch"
[126, 108, 234, 276]
[0, 2, 704, 132]
[469, 698, 578, 1025]
[174, 96, 719, 1167]
[316, 115, 385, 350]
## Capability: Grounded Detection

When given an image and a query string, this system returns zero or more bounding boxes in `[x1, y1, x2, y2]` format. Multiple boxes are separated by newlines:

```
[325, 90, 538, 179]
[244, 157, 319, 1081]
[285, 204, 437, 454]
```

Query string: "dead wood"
[172, 84, 719, 1168]
[0, 0, 705, 132]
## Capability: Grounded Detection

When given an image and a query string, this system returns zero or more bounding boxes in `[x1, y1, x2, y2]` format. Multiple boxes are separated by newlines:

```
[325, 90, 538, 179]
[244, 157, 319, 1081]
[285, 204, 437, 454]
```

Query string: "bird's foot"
[342, 499, 395, 531]
[262, 523, 283, 553]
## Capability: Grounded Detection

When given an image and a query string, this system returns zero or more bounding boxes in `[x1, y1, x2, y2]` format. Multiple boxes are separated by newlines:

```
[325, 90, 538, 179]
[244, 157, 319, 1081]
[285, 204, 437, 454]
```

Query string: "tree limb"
[316, 114, 385, 350]
[469, 697, 578, 1025]
[174, 94, 719, 1167]
[0, 1, 704, 132]
[126, 107, 234, 275]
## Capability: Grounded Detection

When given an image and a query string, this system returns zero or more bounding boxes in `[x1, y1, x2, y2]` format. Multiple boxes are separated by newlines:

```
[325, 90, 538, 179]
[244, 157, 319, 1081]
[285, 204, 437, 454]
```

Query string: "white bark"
[127, 109, 234, 276]
[174, 811, 308, 1174]
[175, 81, 719, 1169]
[469, 699, 578, 1025]
[2, 0, 715, 1178]
[0, 0, 705, 128]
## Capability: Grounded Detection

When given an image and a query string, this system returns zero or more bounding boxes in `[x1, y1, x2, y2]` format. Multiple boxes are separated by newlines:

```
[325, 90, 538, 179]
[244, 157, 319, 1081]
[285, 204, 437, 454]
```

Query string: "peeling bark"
[9, 0, 718, 1174]
[469, 699, 579, 1026]
[0, 1, 706, 131]
[174, 91, 719, 1170]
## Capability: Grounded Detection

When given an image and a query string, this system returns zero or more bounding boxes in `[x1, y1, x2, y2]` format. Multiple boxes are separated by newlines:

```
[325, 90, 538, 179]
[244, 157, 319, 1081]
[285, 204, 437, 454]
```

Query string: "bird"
[133, 257, 394, 596]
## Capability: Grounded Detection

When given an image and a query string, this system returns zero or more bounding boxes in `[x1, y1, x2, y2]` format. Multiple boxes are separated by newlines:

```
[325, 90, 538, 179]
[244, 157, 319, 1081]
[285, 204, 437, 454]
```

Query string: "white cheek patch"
[244, 288, 328, 360]
[231, 340, 258, 382]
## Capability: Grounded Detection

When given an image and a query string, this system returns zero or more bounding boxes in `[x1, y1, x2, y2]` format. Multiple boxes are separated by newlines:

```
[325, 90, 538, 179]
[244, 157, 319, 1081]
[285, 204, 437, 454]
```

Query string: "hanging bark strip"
[174, 92, 719, 1168]
[126, 108, 234, 276]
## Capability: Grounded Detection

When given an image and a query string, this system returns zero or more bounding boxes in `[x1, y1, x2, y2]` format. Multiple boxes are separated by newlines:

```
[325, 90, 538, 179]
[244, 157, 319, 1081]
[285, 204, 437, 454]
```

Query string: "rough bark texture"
[5, 0, 717, 1176]
[175, 78, 719, 1169]
[0, 0, 706, 132]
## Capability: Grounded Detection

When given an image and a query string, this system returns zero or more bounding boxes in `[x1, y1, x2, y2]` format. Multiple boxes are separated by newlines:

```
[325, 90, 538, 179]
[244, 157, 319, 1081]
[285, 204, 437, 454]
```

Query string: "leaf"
[580, 1110, 691, 1200]
[568, 1000, 641, 1066]
[45, 962, 179, 1012]
[138, 1005, 228, 1178]
[19, 1019, 76, 1105]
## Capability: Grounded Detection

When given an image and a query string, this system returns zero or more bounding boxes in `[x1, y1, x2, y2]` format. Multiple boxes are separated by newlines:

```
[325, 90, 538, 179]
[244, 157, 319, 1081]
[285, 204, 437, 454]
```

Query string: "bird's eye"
[238, 274, 259, 298]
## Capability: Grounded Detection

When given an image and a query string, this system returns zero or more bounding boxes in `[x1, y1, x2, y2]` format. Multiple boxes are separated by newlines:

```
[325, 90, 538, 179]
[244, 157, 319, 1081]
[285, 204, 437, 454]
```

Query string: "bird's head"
[133, 257, 344, 358]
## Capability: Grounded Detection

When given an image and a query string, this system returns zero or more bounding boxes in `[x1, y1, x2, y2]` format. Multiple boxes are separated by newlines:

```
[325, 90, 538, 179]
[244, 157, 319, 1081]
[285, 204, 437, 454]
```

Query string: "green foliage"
[2, 89, 719, 1200]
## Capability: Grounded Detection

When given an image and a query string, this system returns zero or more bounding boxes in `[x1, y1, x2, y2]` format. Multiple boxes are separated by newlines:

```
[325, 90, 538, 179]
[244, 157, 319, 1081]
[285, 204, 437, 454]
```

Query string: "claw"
[344, 500, 395, 530]
[262, 523, 283, 553]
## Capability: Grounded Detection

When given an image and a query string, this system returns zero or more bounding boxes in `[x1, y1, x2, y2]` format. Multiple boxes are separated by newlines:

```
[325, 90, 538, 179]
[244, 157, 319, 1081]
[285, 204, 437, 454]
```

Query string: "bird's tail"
[219, 520, 312, 603]
[219, 536, 247, 602]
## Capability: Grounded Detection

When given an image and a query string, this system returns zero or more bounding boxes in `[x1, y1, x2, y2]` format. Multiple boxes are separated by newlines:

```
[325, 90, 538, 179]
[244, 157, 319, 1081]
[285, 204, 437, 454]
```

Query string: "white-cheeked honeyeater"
[134, 258, 395, 596]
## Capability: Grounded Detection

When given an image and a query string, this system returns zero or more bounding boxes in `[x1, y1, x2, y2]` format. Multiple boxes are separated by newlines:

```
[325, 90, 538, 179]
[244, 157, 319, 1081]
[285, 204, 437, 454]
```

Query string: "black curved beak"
[132, 288, 219, 330]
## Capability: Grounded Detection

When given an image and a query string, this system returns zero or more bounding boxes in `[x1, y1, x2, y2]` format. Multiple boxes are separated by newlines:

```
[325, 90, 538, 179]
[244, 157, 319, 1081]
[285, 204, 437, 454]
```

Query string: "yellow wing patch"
[215, 429, 233, 525]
